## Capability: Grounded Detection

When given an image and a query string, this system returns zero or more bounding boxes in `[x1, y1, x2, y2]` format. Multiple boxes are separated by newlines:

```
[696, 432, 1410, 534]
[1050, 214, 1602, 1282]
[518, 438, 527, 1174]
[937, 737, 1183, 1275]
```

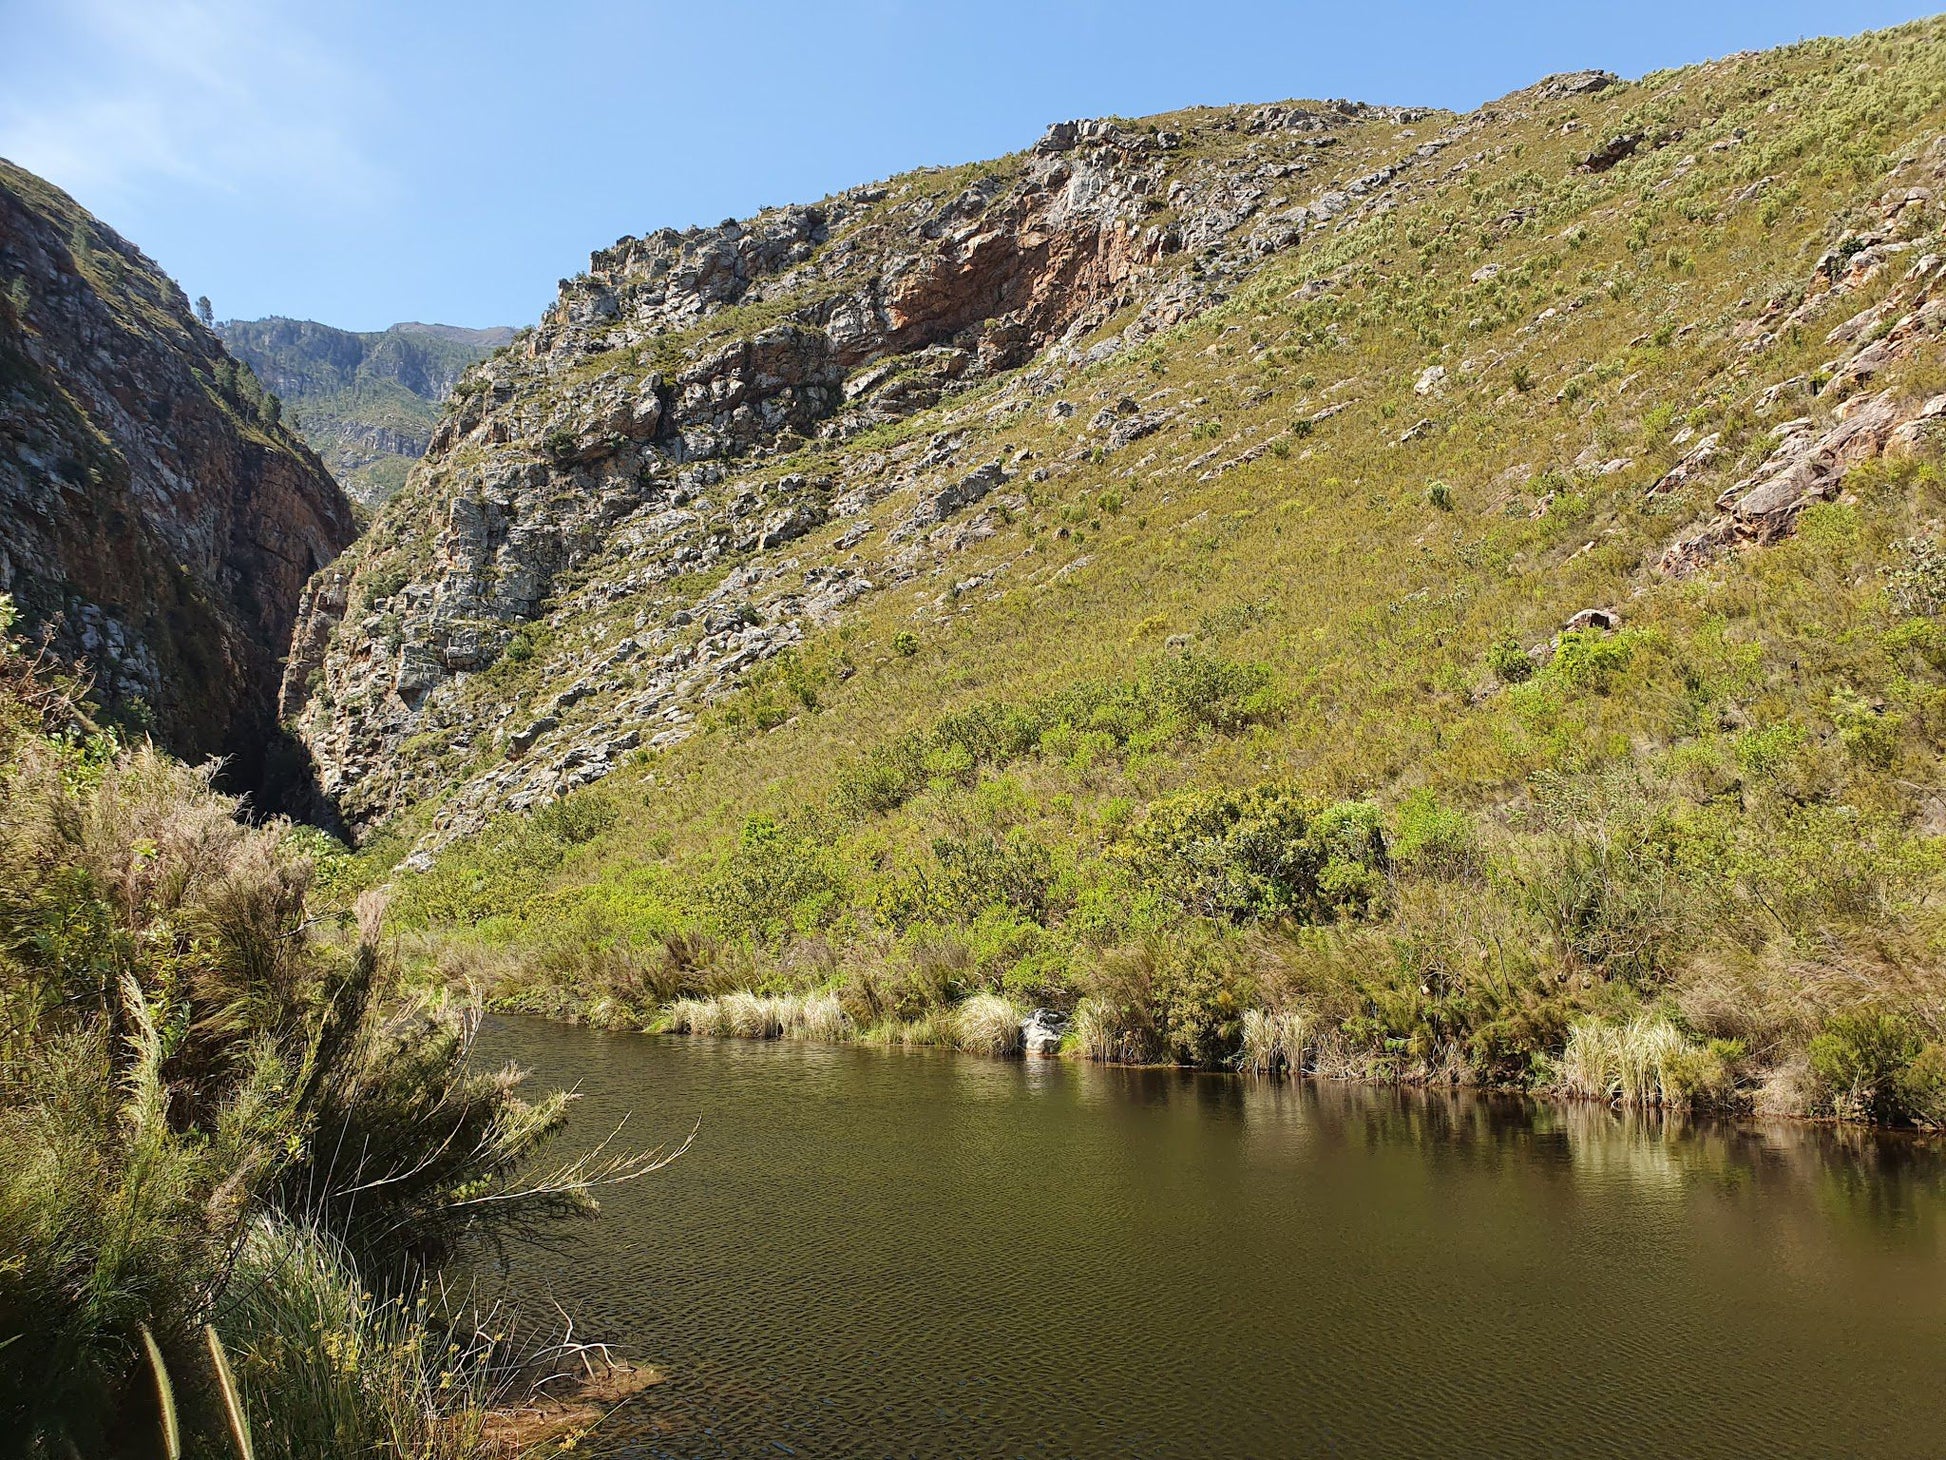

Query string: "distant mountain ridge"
[218, 316, 514, 507]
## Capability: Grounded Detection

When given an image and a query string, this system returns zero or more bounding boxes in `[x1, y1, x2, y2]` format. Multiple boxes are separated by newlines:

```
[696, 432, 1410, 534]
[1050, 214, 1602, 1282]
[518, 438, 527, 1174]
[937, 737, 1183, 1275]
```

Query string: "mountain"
[218, 316, 514, 509]
[0, 159, 355, 784]
[293, 20, 1946, 1117]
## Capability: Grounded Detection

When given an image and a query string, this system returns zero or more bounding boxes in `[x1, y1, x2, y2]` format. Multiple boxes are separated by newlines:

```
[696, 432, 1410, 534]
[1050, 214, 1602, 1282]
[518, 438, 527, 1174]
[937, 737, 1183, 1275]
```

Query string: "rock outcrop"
[284, 98, 1455, 845]
[1661, 141, 1946, 575]
[0, 160, 356, 784]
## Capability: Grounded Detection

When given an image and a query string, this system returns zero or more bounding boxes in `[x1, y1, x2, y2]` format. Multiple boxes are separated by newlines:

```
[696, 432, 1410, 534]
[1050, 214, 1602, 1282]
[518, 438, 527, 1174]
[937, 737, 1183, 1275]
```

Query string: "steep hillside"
[219, 316, 514, 508]
[0, 160, 356, 782]
[303, 20, 1946, 1118]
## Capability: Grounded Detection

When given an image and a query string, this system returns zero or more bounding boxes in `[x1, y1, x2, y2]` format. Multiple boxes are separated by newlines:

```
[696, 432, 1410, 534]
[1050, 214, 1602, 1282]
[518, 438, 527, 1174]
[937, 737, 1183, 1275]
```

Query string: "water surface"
[478, 1017, 1946, 1459]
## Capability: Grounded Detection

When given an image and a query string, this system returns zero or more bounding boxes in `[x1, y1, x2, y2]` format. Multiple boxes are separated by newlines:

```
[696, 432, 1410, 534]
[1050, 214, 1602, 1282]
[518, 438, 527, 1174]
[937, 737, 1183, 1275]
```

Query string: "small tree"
[195, 294, 213, 327]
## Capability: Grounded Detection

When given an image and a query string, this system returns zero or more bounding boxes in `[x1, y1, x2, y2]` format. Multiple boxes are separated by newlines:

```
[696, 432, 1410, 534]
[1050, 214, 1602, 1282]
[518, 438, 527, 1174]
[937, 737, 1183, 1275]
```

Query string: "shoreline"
[485, 1005, 1946, 1139]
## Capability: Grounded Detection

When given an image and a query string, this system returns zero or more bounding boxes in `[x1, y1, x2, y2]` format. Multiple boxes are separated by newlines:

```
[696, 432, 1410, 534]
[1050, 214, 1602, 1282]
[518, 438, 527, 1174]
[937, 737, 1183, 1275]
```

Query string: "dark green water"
[478, 1017, 1946, 1459]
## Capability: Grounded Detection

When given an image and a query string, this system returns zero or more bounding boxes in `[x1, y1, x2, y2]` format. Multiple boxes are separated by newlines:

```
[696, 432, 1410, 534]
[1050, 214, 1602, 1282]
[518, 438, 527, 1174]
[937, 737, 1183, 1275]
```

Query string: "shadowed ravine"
[477, 1018, 1946, 1459]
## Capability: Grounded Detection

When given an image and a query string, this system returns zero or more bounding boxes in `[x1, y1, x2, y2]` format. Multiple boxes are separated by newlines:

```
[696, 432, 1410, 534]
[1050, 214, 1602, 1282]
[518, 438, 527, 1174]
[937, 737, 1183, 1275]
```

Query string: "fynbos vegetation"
[0, 600, 667, 1455]
[347, 19, 1946, 1128]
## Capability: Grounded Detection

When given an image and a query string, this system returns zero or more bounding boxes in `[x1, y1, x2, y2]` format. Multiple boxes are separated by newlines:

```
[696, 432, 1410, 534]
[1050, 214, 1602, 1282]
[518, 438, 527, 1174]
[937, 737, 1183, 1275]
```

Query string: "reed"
[791, 992, 849, 1042]
[720, 989, 783, 1039]
[1238, 1008, 1311, 1077]
[664, 990, 851, 1042]
[953, 993, 1025, 1057]
[1072, 998, 1158, 1064]
[1559, 1015, 1691, 1107]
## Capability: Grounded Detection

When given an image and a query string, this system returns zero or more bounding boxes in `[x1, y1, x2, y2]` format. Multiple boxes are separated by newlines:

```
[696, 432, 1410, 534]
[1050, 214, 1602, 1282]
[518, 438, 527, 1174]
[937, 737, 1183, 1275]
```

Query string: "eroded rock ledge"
[284, 99, 1451, 846]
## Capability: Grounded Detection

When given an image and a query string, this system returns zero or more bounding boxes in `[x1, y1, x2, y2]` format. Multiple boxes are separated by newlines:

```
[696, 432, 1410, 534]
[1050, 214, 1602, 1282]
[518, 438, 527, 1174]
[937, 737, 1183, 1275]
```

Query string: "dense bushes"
[0, 610, 650, 1455]
[834, 650, 1280, 817]
[1116, 786, 1387, 924]
[1809, 1010, 1946, 1126]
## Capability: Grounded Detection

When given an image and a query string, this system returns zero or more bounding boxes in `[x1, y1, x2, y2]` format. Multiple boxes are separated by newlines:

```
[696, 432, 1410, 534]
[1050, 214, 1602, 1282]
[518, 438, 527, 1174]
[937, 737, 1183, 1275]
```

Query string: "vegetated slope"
[219, 317, 515, 509]
[315, 19, 1946, 1121]
[0, 160, 356, 780]
[0, 605, 653, 1455]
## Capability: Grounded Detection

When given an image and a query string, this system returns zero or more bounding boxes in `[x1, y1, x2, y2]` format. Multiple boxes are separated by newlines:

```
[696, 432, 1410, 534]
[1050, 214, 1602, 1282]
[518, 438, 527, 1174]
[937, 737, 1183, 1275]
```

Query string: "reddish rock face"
[280, 100, 1441, 843]
[0, 161, 356, 787]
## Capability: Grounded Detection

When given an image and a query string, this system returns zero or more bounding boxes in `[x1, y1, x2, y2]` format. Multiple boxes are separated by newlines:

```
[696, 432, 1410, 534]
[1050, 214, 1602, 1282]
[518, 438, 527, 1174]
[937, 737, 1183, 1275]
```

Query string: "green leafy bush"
[1486, 635, 1535, 684]
[705, 814, 849, 944]
[1809, 1009, 1946, 1125]
[1117, 785, 1387, 924]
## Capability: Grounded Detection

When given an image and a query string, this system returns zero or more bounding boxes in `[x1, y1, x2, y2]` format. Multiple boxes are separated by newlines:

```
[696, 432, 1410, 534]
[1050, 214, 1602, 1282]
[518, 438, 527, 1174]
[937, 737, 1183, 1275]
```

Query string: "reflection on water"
[476, 1019, 1946, 1460]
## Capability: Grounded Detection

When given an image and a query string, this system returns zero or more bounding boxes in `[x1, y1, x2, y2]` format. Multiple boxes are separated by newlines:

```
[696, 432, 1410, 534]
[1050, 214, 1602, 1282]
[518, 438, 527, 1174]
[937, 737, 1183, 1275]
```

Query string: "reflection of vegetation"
[0, 603, 665, 1455]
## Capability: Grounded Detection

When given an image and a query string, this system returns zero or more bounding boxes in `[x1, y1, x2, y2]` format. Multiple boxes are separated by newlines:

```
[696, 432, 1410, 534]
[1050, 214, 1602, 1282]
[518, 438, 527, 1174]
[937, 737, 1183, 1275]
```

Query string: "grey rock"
[1021, 1008, 1069, 1057]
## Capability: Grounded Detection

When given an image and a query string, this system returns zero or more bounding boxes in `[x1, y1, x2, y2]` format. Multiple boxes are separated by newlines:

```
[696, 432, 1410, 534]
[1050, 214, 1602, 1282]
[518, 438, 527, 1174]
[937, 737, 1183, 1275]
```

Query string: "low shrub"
[1117, 785, 1387, 924]
[1808, 1009, 1946, 1126]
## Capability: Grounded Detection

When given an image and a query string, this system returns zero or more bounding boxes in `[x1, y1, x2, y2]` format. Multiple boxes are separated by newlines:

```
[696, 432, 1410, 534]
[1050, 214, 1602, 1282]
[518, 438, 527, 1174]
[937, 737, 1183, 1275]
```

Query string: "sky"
[0, 1, 1934, 332]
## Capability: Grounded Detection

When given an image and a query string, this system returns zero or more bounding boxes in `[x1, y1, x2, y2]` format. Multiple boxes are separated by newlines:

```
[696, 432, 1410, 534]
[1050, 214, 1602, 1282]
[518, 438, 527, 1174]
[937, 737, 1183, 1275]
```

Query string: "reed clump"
[664, 990, 850, 1042]
[952, 993, 1025, 1057]
[1238, 1008, 1312, 1076]
[0, 615, 666, 1456]
[1558, 1015, 1743, 1111]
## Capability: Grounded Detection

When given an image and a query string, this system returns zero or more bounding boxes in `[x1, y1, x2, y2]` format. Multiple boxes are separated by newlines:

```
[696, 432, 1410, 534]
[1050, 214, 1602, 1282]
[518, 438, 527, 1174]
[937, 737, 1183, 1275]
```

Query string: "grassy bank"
[339, 20, 1946, 1131]
[0, 598, 665, 1456]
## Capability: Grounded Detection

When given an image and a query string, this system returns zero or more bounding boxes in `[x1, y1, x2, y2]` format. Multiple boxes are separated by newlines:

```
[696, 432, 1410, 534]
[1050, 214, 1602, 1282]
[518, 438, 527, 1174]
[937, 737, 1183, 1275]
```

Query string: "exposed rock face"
[1661, 145, 1946, 575]
[285, 98, 1454, 846]
[0, 160, 356, 781]
[218, 318, 515, 508]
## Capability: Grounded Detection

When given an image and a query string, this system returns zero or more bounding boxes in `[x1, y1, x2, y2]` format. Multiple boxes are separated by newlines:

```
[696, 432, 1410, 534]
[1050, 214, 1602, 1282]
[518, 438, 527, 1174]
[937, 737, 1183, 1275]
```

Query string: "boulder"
[1563, 607, 1620, 634]
[1021, 1009, 1069, 1057]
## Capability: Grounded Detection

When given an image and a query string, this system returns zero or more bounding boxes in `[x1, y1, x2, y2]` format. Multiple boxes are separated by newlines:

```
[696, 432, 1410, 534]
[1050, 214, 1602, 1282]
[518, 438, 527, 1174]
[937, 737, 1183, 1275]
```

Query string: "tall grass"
[665, 990, 849, 1042]
[0, 624, 666, 1455]
[1238, 1009, 1311, 1077]
[1558, 1015, 1733, 1109]
[952, 993, 1025, 1057]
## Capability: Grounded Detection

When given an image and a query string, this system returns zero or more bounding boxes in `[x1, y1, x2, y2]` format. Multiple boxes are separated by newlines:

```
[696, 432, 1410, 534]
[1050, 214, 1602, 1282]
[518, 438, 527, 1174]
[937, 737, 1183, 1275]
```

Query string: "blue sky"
[0, 0, 1933, 331]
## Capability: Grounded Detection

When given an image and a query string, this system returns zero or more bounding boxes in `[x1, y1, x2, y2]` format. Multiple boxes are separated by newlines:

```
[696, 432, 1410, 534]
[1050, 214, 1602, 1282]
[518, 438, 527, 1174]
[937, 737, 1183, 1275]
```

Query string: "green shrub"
[1544, 626, 1637, 694]
[1486, 634, 1535, 685]
[1118, 785, 1387, 924]
[1390, 790, 1479, 878]
[704, 814, 848, 944]
[834, 652, 1279, 820]
[0, 692, 641, 1453]
[1809, 1009, 1945, 1125]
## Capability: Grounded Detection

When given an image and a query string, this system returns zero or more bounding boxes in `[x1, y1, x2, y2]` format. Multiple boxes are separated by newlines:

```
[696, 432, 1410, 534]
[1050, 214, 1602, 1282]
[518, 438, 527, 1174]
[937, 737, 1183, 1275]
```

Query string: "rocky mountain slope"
[0, 160, 356, 781]
[218, 316, 514, 509]
[287, 93, 1444, 837]
[300, 19, 1946, 1118]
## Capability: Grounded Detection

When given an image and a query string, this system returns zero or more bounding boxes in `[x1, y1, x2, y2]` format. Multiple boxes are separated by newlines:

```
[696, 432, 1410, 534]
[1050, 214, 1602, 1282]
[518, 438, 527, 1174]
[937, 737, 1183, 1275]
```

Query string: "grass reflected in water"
[477, 1019, 1946, 1459]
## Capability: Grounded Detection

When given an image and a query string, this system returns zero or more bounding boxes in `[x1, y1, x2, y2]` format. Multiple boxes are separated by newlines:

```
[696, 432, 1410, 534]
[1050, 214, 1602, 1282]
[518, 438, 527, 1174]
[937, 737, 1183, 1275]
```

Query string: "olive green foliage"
[1116, 786, 1386, 924]
[372, 23, 1946, 1122]
[1809, 1010, 1946, 1126]
[834, 651, 1279, 818]
[0, 612, 633, 1455]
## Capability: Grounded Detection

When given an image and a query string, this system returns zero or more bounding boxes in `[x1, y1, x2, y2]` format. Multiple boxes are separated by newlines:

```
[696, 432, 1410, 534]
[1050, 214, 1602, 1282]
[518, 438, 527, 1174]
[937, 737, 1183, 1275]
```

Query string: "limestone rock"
[1021, 1009, 1069, 1056]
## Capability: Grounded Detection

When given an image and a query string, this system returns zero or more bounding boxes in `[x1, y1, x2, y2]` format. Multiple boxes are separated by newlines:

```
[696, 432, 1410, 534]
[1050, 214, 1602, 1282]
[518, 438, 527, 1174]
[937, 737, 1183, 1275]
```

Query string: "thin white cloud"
[0, 0, 393, 216]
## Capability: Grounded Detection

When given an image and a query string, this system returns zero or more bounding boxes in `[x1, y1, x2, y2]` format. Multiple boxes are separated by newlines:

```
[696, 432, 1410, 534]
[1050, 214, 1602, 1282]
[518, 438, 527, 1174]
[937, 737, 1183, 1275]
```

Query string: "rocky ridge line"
[284, 97, 1471, 850]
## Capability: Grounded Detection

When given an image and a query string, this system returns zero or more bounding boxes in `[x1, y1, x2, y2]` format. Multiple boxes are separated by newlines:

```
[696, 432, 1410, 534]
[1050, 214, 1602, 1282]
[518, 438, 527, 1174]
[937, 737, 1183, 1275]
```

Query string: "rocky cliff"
[285, 24, 1946, 878]
[282, 97, 1447, 844]
[0, 160, 356, 784]
[218, 317, 514, 509]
